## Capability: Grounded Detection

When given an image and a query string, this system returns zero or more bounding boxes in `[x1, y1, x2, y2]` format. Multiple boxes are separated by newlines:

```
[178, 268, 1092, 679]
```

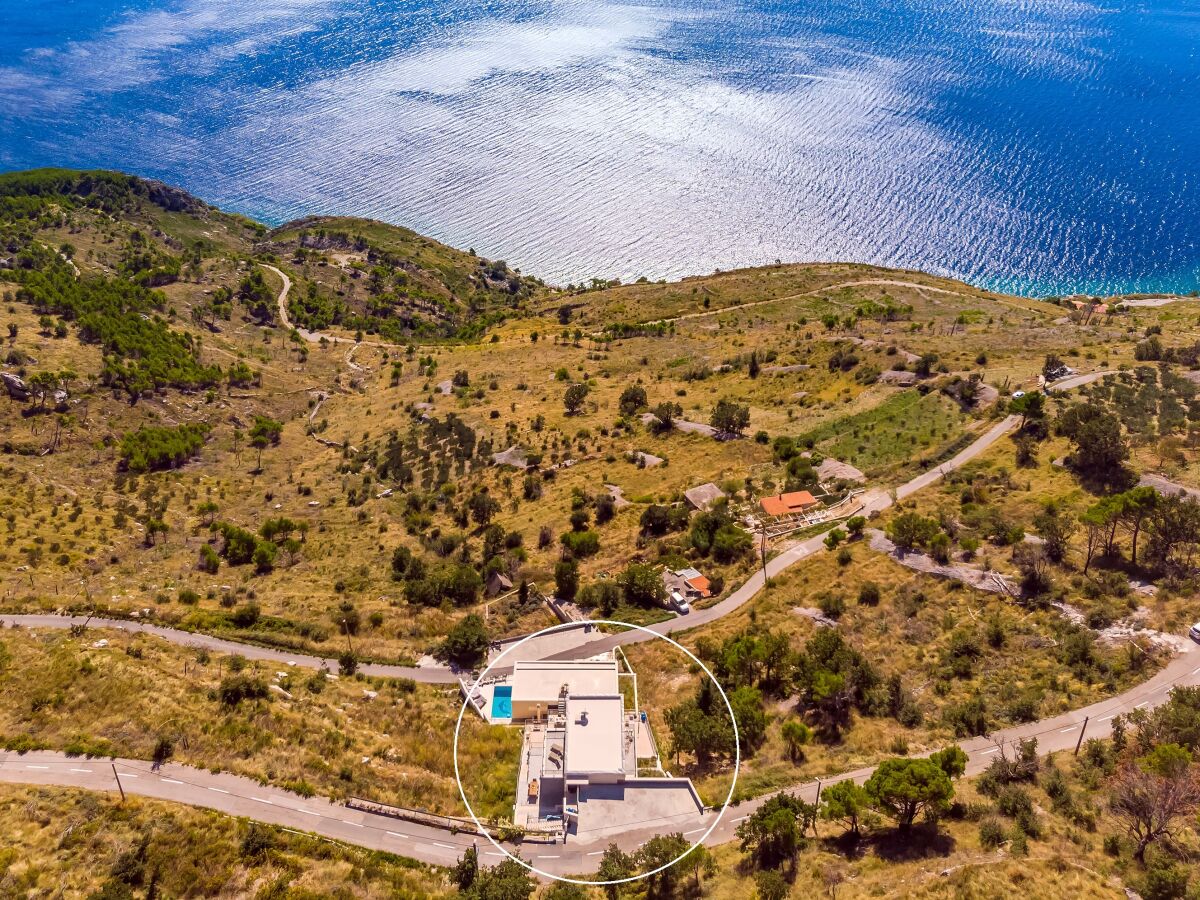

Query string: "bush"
[119, 423, 209, 472]
[978, 817, 1006, 849]
[218, 674, 268, 707]
[858, 582, 881, 605]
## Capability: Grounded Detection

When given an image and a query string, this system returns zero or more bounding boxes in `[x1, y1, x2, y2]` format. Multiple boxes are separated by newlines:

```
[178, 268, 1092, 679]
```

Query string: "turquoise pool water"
[491, 686, 512, 719]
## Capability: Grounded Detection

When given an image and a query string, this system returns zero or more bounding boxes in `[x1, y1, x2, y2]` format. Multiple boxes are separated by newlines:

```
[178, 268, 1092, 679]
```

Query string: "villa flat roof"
[564, 695, 625, 776]
[511, 659, 620, 704]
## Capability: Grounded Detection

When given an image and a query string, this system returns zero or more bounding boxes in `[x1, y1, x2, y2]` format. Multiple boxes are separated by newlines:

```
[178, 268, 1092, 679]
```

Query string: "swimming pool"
[491, 685, 512, 719]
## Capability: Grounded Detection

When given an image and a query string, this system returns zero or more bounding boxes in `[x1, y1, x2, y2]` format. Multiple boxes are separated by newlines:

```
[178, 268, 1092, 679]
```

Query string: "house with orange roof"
[759, 490, 821, 518]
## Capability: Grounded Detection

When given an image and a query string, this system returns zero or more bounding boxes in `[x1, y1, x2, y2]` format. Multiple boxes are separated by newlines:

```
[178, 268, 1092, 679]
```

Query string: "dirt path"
[657, 277, 1045, 327]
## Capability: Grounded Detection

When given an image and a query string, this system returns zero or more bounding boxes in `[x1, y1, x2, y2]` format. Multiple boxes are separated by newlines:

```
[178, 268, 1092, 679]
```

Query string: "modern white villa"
[464, 654, 704, 839]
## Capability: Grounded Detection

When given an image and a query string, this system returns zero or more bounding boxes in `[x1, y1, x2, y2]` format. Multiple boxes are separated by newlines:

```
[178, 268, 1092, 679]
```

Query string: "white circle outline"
[452, 619, 741, 885]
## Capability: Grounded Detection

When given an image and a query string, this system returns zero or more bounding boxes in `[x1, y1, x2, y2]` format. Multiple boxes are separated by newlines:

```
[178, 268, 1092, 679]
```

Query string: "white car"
[1190, 622, 1200, 642]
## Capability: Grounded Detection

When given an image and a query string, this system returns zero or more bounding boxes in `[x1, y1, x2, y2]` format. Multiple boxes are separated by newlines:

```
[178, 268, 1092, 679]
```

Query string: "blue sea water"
[2, 0, 1199, 297]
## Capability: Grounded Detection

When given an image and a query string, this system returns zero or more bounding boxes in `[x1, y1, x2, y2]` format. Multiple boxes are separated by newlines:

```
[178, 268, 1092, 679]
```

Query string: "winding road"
[0, 263, 1131, 879]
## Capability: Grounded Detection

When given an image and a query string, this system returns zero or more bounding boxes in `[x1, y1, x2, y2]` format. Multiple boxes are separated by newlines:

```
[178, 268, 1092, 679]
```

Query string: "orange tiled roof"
[685, 575, 711, 596]
[760, 491, 819, 517]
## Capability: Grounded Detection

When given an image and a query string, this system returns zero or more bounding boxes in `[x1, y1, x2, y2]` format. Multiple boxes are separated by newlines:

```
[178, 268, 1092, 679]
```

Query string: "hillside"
[4, 168, 1200, 898]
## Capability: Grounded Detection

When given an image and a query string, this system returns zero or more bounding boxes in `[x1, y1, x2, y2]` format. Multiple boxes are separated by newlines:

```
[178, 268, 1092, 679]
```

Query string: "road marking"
[981, 748, 1000, 755]
[433, 842, 456, 850]
[386, 831, 407, 838]
[69, 768, 93, 773]
[251, 797, 273, 804]
[161, 778, 184, 784]
[539, 854, 561, 859]
[1059, 726, 1076, 733]
[1098, 714, 1116, 722]
[25, 765, 48, 770]
[586, 850, 605, 856]
[733, 815, 749, 822]
[344, 820, 364, 828]
[208, 787, 230, 794]
[121, 773, 138, 778]
[484, 851, 504, 857]
[1192, 666, 1200, 675]
[683, 828, 706, 836]
[1135, 701, 1150, 709]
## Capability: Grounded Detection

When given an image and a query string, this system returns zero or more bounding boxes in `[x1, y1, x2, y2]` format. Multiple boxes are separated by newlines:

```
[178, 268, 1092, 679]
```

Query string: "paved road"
[0, 614, 463, 684]
[3, 639, 1197, 878]
[1, 367, 1136, 874]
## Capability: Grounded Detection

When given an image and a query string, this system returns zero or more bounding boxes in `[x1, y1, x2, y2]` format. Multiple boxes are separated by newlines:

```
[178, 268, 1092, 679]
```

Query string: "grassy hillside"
[4, 167, 1200, 896]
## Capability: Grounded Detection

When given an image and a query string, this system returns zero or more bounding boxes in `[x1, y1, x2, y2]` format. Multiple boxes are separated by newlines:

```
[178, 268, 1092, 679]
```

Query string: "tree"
[755, 870, 789, 900]
[618, 385, 647, 416]
[617, 563, 666, 608]
[1110, 744, 1200, 862]
[596, 843, 635, 898]
[554, 559, 579, 602]
[1008, 388, 1046, 432]
[820, 779, 871, 838]
[711, 399, 750, 436]
[248, 415, 282, 472]
[452, 845, 478, 891]
[748, 350, 761, 379]
[931, 745, 969, 779]
[563, 382, 590, 415]
[468, 490, 501, 527]
[441, 614, 489, 667]
[712, 523, 752, 563]
[1065, 409, 1129, 484]
[650, 402, 682, 433]
[681, 843, 717, 894]
[736, 793, 816, 868]
[864, 757, 954, 830]
[730, 685, 767, 753]
[1115, 485, 1160, 567]
[636, 832, 689, 896]
[460, 856, 535, 899]
[1034, 501, 1076, 563]
[886, 512, 939, 551]
[780, 718, 812, 763]
[1144, 494, 1200, 577]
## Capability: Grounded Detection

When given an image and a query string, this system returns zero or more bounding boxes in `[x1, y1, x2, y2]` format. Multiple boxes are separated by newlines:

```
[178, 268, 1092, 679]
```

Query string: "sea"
[2, 0, 1199, 297]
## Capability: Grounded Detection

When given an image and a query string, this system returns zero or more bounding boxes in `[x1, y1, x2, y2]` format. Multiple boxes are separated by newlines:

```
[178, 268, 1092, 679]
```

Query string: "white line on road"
[1059, 726, 1076, 733]
[683, 828, 706, 836]
[161, 778, 184, 785]
[484, 852, 504, 857]
[251, 797, 273, 804]
[121, 773, 138, 778]
[386, 831, 407, 838]
[344, 820, 364, 828]
[540, 855, 561, 859]
[1099, 714, 1116, 722]
[25, 765, 48, 770]
[1192, 666, 1200, 675]
[586, 850, 605, 856]
[981, 748, 1000, 755]
[733, 815, 749, 822]
[208, 787, 230, 794]
[1135, 702, 1150, 709]
[69, 768, 92, 773]
[433, 842, 456, 850]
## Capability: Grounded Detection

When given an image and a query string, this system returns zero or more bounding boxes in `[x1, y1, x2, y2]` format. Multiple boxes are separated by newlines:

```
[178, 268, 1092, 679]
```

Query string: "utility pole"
[342, 618, 354, 657]
[112, 764, 125, 802]
[760, 530, 768, 585]
[1074, 716, 1089, 755]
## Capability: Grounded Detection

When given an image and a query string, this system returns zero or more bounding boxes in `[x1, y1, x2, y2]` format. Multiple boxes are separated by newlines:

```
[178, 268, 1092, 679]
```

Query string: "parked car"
[1190, 621, 1200, 642]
